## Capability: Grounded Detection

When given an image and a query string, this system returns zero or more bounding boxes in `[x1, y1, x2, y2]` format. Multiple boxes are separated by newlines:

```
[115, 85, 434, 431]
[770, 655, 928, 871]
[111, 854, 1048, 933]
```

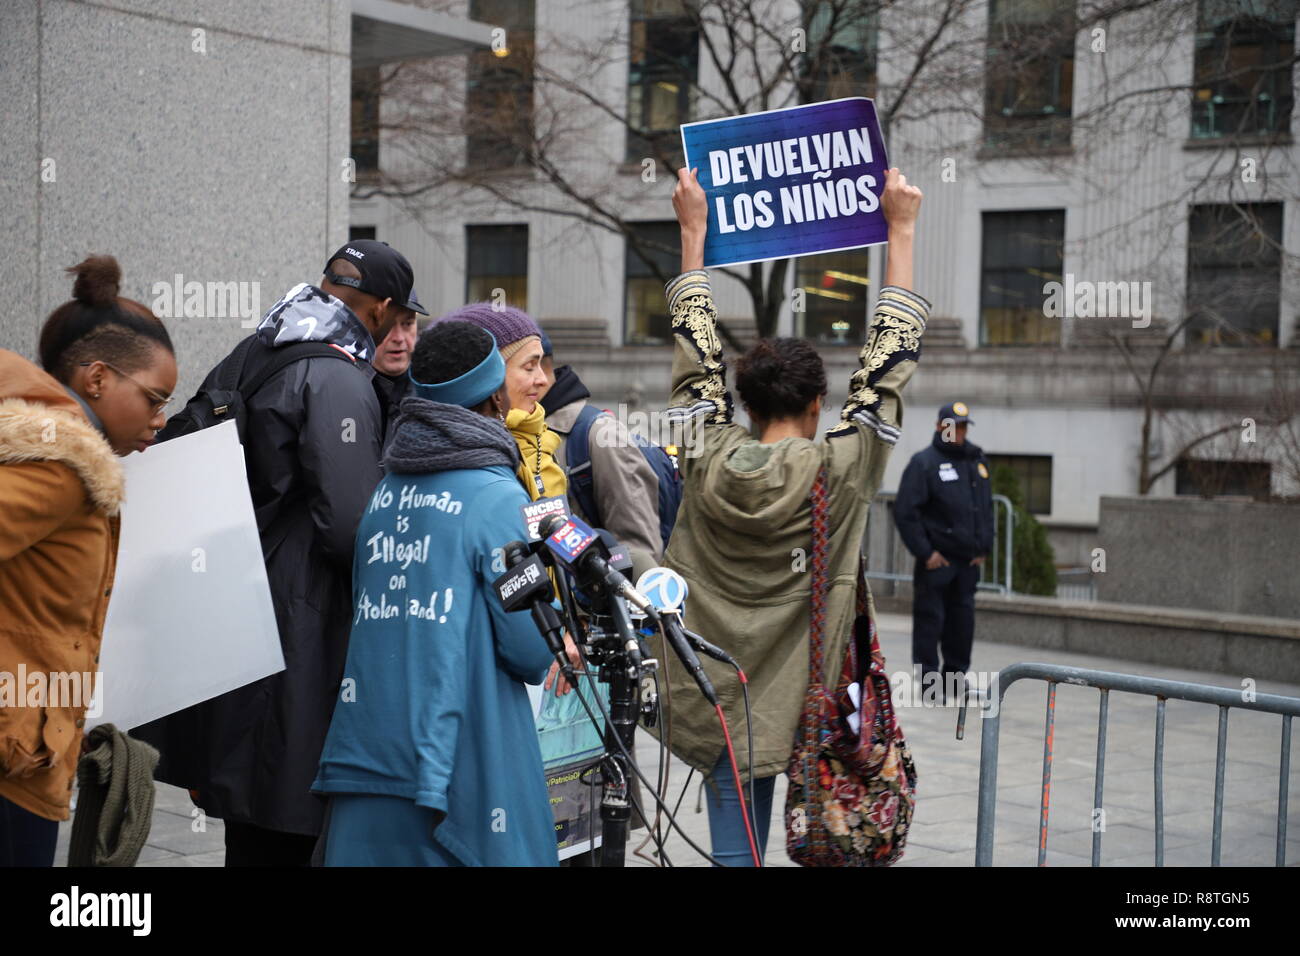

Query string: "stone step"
[922, 316, 968, 350]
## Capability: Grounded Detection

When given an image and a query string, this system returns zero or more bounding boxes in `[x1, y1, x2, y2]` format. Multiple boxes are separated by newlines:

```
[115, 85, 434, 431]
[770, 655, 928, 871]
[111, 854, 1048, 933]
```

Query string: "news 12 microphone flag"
[679, 97, 890, 269]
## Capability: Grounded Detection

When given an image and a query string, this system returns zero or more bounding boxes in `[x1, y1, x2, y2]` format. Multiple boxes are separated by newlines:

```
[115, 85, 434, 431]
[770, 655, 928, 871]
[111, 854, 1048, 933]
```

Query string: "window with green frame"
[983, 0, 1076, 152]
[466, 224, 529, 310]
[799, 1, 878, 102]
[987, 454, 1053, 514]
[466, 0, 536, 169]
[625, 221, 680, 345]
[980, 209, 1064, 346]
[1191, 0, 1296, 139]
[1185, 202, 1282, 345]
[794, 250, 871, 344]
[351, 66, 380, 174]
[1175, 458, 1271, 499]
[626, 0, 699, 164]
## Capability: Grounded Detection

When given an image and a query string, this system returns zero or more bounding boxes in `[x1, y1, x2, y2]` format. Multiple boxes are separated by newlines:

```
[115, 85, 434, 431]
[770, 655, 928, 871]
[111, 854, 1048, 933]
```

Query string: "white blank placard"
[89, 420, 285, 730]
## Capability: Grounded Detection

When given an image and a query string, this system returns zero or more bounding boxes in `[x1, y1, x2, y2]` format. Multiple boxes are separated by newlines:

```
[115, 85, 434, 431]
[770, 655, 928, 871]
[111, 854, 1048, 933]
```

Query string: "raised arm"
[664, 168, 736, 443]
[827, 170, 930, 478]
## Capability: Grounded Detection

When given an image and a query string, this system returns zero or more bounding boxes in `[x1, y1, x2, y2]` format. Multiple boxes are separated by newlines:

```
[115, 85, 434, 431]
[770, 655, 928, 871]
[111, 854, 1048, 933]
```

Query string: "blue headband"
[407, 333, 506, 408]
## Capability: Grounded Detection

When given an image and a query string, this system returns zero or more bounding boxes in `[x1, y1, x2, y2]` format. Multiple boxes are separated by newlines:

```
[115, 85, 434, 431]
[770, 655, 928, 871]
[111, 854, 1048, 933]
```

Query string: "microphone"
[493, 539, 569, 665]
[596, 529, 633, 575]
[635, 566, 736, 666]
[539, 514, 658, 622]
[635, 567, 720, 705]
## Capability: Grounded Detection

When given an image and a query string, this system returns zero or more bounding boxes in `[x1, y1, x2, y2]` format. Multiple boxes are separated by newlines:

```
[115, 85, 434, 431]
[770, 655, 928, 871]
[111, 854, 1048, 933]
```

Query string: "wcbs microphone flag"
[680, 97, 890, 268]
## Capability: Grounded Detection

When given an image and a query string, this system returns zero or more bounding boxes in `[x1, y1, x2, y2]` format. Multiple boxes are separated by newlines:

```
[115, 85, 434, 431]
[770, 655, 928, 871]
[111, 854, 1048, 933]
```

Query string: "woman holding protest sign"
[655, 166, 927, 866]
[0, 255, 176, 866]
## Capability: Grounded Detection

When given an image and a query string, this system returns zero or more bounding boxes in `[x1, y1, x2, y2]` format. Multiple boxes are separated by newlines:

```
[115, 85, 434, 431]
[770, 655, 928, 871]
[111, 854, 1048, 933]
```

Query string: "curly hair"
[411, 320, 496, 385]
[734, 337, 827, 422]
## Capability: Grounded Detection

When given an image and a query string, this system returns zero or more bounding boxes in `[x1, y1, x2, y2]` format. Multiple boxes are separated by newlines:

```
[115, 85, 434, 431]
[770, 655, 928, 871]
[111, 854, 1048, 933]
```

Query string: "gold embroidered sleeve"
[826, 286, 930, 446]
[665, 270, 734, 427]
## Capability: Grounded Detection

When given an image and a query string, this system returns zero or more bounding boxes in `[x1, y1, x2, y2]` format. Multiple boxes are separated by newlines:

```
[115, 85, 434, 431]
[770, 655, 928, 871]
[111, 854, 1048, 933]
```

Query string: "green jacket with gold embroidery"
[653, 271, 929, 779]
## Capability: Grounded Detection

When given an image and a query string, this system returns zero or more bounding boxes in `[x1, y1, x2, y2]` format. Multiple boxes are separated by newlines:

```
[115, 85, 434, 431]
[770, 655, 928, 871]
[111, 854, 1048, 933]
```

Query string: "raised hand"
[881, 167, 922, 232]
[673, 167, 708, 272]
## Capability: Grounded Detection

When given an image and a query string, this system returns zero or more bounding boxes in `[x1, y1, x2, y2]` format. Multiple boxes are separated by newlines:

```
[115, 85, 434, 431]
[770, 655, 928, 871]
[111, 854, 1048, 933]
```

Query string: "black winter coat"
[134, 285, 384, 836]
[893, 431, 994, 563]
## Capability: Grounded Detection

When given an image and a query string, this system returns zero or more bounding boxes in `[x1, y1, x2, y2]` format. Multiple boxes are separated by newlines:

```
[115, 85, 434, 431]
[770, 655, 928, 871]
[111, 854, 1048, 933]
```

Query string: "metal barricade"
[865, 492, 1014, 595]
[965, 662, 1299, 866]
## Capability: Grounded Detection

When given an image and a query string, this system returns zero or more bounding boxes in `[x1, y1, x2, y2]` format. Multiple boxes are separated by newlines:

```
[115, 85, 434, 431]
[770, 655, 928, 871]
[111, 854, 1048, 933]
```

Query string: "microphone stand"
[596, 594, 641, 868]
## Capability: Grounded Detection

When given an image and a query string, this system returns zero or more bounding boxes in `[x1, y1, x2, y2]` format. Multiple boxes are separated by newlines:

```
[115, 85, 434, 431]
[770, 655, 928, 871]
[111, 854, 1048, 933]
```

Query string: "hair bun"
[66, 255, 122, 307]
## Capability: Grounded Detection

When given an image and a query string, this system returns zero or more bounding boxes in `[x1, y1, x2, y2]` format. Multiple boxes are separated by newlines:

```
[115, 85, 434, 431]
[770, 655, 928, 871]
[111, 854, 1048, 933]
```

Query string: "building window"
[349, 225, 377, 241]
[795, 251, 871, 344]
[466, 224, 528, 310]
[988, 454, 1053, 515]
[627, 0, 699, 164]
[466, 0, 535, 169]
[983, 0, 1075, 151]
[980, 209, 1064, 346]
[800, 3, 878, 102]
[1176, 458, 1271, 499]
[625, 221, 680, 345]
[1186, 202, 1283, 345]
[351, 66, 381, 175]
[1192, 0, 1296, 139]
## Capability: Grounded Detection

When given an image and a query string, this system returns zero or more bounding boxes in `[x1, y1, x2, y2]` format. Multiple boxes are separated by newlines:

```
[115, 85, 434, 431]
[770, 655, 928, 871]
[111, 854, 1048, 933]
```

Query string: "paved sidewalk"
[57, 612, 1300, 867]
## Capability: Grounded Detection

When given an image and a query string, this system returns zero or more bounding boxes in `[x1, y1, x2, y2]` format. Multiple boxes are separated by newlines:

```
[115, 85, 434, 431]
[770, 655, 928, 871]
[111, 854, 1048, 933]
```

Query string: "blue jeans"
[705, 752, 776, 867]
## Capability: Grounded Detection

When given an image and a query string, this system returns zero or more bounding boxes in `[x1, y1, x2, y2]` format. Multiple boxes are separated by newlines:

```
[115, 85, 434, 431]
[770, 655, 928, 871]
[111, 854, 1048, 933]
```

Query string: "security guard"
[893, 401, 994, 702]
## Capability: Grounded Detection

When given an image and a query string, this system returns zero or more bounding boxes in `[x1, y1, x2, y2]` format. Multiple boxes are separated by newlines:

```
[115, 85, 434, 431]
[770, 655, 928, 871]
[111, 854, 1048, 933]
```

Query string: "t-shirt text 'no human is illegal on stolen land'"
[680, 97, 890, 269]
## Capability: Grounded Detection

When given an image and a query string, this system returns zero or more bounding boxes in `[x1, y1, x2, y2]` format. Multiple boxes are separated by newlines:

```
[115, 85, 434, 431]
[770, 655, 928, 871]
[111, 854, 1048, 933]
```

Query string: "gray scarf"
[383, 396, 521, 474]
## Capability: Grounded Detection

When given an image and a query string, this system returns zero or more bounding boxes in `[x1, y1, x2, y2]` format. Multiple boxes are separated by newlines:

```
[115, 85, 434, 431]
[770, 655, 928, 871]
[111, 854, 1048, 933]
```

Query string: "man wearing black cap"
[893, 401, 994, 704]
[139, 239, 418, 866]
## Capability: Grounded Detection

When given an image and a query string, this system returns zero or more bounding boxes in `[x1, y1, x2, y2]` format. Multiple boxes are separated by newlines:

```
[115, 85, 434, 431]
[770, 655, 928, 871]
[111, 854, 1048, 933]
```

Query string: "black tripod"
[572, 594, 659, 867]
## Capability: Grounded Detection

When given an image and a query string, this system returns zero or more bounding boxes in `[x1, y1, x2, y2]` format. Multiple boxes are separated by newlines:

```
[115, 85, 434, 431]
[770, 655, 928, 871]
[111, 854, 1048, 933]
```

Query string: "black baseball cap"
[938, 401, 973, 425]
[323, 239, 415, 307]
[404, 286, 428, 316]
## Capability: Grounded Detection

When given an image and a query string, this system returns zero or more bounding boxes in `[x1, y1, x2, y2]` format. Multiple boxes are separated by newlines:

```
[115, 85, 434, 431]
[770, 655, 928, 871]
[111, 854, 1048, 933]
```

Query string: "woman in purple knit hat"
[437, 304, 565, 503]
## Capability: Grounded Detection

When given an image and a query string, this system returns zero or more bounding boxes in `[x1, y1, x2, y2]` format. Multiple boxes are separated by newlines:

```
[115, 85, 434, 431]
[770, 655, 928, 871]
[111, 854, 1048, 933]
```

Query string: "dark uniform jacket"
[894, 431, 994, 564]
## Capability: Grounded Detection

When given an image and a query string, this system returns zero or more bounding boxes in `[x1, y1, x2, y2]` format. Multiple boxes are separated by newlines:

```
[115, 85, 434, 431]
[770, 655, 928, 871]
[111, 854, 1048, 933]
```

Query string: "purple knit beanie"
[438, 303, 541, 361]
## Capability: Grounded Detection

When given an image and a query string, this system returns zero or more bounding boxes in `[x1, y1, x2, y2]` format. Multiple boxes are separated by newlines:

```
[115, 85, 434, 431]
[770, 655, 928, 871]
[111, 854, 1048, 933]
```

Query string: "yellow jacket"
[507, 403, 566, 501]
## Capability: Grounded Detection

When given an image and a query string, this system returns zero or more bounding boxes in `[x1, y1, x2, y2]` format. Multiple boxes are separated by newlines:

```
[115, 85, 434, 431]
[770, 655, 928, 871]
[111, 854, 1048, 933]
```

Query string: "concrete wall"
[1, 0, 352, 401]
[970, 593, 1300, 683]
[868, 590, 1300, 680]
[1096, 495, 1300, 618]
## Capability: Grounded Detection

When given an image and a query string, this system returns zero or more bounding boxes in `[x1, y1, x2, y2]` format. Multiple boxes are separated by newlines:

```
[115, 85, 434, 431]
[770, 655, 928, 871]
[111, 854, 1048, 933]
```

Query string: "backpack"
[157, 334, 356, 444]
[564, 403, 682, 552]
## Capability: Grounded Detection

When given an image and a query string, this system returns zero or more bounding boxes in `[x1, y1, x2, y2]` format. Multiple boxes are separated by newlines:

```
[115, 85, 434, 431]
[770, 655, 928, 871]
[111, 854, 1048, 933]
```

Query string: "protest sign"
[680, 97, 890, 268]
[89, 420, 284, 731]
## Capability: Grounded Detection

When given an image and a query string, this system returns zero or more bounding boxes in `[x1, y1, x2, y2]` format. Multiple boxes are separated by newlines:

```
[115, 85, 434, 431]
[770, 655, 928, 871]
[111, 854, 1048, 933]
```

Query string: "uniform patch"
[952, 401, 969, 416]
[977, 462, 989, 479]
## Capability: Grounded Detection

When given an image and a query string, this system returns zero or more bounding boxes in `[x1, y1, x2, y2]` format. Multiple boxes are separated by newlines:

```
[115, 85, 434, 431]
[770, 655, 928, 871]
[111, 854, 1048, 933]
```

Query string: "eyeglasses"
[80, 361, 173, 414]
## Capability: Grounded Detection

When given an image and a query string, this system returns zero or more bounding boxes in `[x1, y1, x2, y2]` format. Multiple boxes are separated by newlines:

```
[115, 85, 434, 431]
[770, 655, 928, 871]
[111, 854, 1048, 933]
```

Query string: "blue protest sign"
[679, 97, 890, 268]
